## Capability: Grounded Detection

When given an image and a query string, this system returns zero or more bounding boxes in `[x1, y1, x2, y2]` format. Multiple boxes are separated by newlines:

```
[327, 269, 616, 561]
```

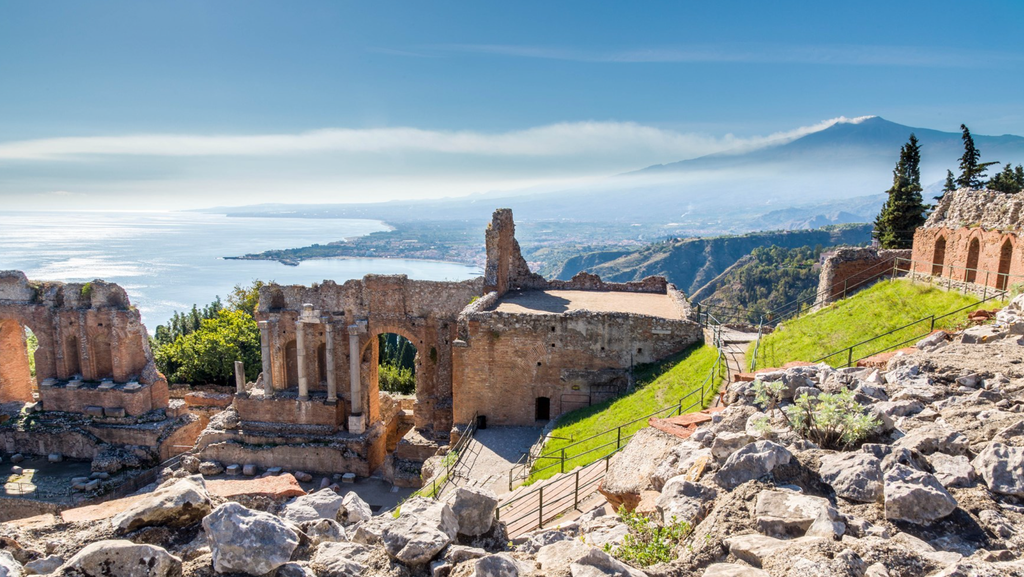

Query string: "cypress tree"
[935, 169, 956, 201]
[874, 134, 927, 249]
[955, 124, 997, 189]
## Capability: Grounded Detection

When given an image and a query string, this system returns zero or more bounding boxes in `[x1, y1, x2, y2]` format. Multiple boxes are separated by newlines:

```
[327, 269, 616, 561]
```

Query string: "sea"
[0, 211, 482, 330]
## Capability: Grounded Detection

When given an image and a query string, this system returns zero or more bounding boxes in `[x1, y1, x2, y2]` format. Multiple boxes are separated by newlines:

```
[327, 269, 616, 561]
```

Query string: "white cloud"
[0, 117, 867, 161]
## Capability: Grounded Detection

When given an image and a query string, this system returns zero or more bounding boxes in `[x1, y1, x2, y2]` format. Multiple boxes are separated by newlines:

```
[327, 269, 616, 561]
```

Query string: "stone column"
[234, 361, 246, 394]
[296, 316, 309, 401]
[348, 324, 365, 433]
[325, 323, 337, 403]
[258, 321, 273, 396]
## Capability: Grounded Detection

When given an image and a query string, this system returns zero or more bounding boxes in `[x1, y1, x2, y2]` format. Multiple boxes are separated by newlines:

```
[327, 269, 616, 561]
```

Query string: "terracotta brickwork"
[910, 189, 1024, 291]
[815, 247, 912, 308]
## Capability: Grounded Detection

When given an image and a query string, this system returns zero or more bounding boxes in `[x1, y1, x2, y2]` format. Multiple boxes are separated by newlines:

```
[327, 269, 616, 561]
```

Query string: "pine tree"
[955, 124, 997, 189]
[988, 163, 1024, 193]
[935, 169, 956, 201]
[874, 134, 927, 249]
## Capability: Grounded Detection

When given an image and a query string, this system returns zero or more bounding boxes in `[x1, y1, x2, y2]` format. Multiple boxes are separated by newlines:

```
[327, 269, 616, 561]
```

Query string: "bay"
[0, 211, 482, 329]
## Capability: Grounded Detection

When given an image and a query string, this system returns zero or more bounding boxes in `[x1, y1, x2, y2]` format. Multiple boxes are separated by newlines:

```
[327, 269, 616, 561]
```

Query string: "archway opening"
[965, 238, 981, 283]
[998, 239, 1013, 291]
[932, 237, 946, 276]
[378, 333, 416, 395]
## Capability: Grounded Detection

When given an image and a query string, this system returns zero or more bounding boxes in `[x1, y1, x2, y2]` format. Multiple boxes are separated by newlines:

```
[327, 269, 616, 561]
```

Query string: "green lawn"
[526, 344, 722, 484]
[750, 279, 1003, 368]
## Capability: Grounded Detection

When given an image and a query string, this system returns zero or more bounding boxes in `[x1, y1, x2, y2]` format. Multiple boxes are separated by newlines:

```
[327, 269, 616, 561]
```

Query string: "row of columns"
[255, 306, 367, 432]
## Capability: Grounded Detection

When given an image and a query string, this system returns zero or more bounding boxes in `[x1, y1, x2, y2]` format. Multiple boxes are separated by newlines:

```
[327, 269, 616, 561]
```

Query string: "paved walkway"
[449, 426, 543, 497]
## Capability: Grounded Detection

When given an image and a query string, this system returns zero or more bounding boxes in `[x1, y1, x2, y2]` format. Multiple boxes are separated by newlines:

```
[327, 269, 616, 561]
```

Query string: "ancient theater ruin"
[0, 272, 201, 474]
[195, 209, 701, 486]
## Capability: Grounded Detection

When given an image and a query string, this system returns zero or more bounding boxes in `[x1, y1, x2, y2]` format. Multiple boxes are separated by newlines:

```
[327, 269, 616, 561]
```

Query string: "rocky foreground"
[3, 301, 1024, 577]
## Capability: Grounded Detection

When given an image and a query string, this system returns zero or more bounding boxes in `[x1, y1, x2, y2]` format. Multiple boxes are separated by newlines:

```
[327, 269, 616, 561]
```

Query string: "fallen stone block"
[819, 451, 883, 503]
[242, 463, 257, 476]
[84, 406, 104, 417]
[451, 486, 498, 537]
[112, 475, 212, 533]
[883, 464, 957, 524]
[103, 406, 126, 418]
[972, 442, 1024, 496]
[754, 489, 843, 538]
[60, 540, 180, 577]
[714, 441, 792, 489]
[203, 502, 298, 575]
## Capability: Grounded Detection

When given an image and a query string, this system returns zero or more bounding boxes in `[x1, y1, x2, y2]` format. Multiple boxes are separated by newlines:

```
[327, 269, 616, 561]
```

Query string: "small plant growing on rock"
[783, 388, 879, 450]
[606, 506, 691, 567]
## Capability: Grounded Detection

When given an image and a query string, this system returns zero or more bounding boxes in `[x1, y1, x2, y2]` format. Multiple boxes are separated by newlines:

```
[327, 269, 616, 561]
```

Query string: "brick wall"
[815, 247, 911, 308]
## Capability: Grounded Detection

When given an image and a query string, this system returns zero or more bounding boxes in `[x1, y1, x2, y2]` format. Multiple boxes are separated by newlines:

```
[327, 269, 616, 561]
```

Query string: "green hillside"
[750, 279, 1001, 368]
[527, 344, 722, 484]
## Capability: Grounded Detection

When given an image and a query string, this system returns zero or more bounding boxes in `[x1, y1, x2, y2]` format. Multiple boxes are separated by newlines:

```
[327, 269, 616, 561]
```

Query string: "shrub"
[605, 506, 691, 567]
[379, 363, 415, 395]
[783, 389, 879, 450]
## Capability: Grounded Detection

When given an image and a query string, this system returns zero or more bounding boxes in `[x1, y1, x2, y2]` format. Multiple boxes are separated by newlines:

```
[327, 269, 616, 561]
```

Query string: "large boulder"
[819, 451, 883, 503]
[111, 475, 212, 533]
[883, 464, 957, 524]
[754, 489, 843, 538]
[973, 442, 1024, 496]
[451, 486, 498, 537]
[310, 542, 374, 577]
[714, 441, 792, 489]
[382, 515, 452, 566]
[928, 452, 976, 488]
[569, 548, 648, 577]
[536, 540, 591, 573]
[467, 553, 520, 577]
[399, 497, 459, 539]
[202, 502, 299, 575]
[0, 551, 21, 577]
[340, 492, 372, 524]
[300, 518, 347, 546]
[600, 427, 680, 509]
[655, 476, 717, 526]
[60, 540, 181, 577]
[651, 441, 711, 491]
[280, 488, 347, 523]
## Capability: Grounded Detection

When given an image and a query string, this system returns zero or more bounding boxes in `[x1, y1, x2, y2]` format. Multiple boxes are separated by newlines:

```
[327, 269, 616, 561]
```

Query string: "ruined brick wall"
[908, 190, 1024, 291]
[452, 310, 702, 426]
[814, 247, 911, 308]
[483, 208, 546, 296]
[0, 270, 168, 413]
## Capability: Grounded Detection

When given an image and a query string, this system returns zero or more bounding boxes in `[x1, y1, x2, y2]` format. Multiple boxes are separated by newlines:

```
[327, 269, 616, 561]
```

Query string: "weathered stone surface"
[311, 542, 373, 577]
[382, 515, 452, 566]
[198, 461, 224, 476]
[892, 424, 970, 456]
[61, 540, 181, 577]
[24, 554, 62, 575]
[928, 452, 976, 488]
[723, 535, 827, 569]
[340, 492, 372, 524]
[111, 475, 212, 533]
[883, 464, 957, 524]
[702, 564, 770, 577]
[711, 432, 754, 461]
[276, 563, 316, 577]
[202, 502, 299, 575]
[517, 529, 570, 554]
[651, 442, 711, 491]
[655, 476, 717, 526]
[280, 488, 346, 523]
[600, 427, 680, 509]
[300, 518, 347, 546]
[0, 551, 21, 577]
[754, 490, 843, 539]
[451, 486, 498, 536]
[819, 451, 883, 503]
[399, 497, 459, 540]
[351, 516, 392, 545]
[536, 540, 591, 572]
[973, 442, 1024, 496]
[569, 548, 648, 577]
[715, 441, 792, 489]
[468, 554, 519, 577]
[445, 545, 488, 564]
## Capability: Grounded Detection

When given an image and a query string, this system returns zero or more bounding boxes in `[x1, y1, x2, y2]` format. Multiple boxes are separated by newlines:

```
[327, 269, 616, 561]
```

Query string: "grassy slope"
[751, 279, 1002, 368]
[527, 344, 721, 484]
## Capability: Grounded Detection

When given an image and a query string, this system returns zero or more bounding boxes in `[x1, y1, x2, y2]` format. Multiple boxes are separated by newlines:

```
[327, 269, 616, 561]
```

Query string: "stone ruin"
[196, 209, 702, 486]
[0, 271, 201, 472]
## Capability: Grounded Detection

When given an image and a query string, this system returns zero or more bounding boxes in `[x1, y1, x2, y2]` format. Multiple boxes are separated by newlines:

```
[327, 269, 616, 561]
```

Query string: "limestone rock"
[892, 424, 970, 456]
[61, 540, 181, 577]
[340, 492, 372, 524]
[300, 518, 347, 546]
[819, 451, 883, 503]
[468, 553, 519, 577]
[517, 529, 570, 554]
[711, 432, 754, 461]
[311, 542, 373, 577]
[927, 452, 976, 488]
[202, 502, 299, 575]
[276, 563, 315, 577]
[451, 486, 498, 536]
[600, 427, 680, 508]
[23, 554, 62, 575]
[655, 476, 717, 526]
[754, 489, 843, 539]
[445, 545, 488, 564]
[569, 548, 648, 577]
[382, 514, 453, 566]
[351, 516, 392, 545]
[714, 441, 792, 489]
[0, 551, 21, 577]
[723, 534, 827, 569]
[536, 540, 591, 572]
[973, 442, 1024, 496]
[703, 564, 771, 576]
[281, 488, 347, 523]
[399, 497, 459, 540]
[198, 461, 224, 476]
[111, 475, 212, 533]
[883, 464, 957, 524]
[651, 442, 711, 491]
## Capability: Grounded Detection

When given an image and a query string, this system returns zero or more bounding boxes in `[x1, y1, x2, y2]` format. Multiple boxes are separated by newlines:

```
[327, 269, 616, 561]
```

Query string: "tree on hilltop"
[955, 124, 997, 189]
[988, 163, 1024, 193]
[935, 169, 956, 202]
[874, 134, 927, 249]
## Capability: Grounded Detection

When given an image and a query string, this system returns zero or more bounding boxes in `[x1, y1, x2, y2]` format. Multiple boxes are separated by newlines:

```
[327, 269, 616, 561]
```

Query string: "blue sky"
[2, 1, 1023, 209]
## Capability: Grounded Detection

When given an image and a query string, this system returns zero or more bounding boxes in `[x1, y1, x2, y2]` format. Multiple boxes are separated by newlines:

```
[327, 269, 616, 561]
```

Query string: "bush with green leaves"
[750, 379, 878, 450]
[604, 506, 691, 567]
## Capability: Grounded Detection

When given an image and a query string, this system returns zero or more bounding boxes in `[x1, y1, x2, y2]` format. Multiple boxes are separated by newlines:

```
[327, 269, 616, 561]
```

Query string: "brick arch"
[931, 235, 947, 276]
[965, 235, 982, 283]
[997, 235, 1015, 290]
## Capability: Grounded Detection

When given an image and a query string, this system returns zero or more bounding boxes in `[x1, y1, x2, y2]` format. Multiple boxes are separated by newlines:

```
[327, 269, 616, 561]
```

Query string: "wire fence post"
[574, 470, 580, 510]
[560, 449, 566, 474]
[616, 427, 622, 450]
[847, 348, 853, 368]
[538, 486, 544, 529]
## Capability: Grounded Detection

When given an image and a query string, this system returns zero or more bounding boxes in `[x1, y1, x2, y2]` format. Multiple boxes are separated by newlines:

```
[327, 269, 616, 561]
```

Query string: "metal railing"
[497, 454, 612, 538]
[508, 350, 725, 491]
[389, 413, 479, 510]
